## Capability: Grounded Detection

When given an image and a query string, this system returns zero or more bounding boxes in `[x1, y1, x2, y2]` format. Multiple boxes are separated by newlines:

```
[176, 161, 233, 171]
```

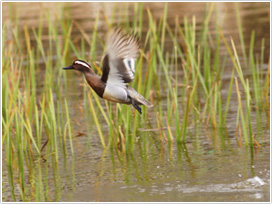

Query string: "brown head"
[62, 60, 93, 73]
[63, 59, 105, 97]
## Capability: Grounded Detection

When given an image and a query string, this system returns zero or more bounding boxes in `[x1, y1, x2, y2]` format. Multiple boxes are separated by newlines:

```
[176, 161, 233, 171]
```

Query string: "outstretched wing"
[101, 29, 140, 88]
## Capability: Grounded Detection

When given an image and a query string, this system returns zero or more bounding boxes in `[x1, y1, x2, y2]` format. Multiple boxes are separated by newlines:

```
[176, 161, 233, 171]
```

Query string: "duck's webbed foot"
[129, 96, 142, 114]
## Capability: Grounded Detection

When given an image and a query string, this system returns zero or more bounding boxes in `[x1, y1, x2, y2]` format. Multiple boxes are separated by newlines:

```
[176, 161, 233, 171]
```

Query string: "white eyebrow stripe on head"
[75, 61, 90, 68]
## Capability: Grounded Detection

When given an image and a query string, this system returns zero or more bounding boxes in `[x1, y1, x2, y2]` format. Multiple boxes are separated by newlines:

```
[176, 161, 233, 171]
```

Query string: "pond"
[2, 2, 270, 202]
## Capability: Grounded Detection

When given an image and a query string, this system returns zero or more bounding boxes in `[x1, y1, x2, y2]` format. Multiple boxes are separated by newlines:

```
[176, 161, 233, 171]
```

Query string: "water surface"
[2, 2, 270, 202]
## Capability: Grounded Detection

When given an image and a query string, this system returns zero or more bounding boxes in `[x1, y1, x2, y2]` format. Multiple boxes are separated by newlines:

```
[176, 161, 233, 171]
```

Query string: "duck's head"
[63, 60, 92, 72]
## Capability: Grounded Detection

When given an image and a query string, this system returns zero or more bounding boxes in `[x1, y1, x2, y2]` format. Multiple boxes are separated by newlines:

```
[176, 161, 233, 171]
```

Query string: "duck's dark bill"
[62, 65, 74, 70]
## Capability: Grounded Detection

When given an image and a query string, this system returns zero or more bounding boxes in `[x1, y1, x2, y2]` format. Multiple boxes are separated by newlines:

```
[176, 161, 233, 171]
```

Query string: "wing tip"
[108, 27, 140, 48]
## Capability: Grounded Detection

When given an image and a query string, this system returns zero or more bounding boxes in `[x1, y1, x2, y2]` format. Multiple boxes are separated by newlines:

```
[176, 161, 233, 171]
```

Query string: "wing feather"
[101, 29, 140, 86]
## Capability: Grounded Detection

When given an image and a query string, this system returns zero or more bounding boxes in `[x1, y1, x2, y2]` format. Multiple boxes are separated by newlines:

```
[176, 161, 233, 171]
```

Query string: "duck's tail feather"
[127, 86, 153, 108]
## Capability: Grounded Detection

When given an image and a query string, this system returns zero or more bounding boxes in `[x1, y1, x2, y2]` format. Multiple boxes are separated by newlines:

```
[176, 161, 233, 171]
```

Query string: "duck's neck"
[83, 70, 105, 98]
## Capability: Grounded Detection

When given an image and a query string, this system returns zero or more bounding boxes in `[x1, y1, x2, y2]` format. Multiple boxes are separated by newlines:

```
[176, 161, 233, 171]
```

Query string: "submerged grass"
[2, 2, 269, 201]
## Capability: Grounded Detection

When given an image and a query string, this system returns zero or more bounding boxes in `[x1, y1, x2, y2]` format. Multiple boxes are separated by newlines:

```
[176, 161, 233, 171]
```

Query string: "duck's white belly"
[103, 85, 129, 103]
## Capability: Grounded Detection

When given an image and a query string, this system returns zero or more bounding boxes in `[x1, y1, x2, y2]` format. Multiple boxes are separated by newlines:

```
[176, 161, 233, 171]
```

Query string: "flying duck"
[63, 29, 153, 114]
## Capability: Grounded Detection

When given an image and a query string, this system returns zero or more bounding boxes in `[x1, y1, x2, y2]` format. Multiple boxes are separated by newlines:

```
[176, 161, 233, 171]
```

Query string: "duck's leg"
[129, 96, 142, 114]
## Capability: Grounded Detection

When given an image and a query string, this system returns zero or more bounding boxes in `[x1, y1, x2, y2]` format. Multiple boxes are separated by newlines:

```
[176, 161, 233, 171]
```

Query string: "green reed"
[2, 8, 76, 201]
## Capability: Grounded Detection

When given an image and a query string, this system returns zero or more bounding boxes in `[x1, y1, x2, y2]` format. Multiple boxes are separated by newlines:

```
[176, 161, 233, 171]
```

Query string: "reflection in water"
[57, 139, 269, 202]
[2, 2, 270, 202]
